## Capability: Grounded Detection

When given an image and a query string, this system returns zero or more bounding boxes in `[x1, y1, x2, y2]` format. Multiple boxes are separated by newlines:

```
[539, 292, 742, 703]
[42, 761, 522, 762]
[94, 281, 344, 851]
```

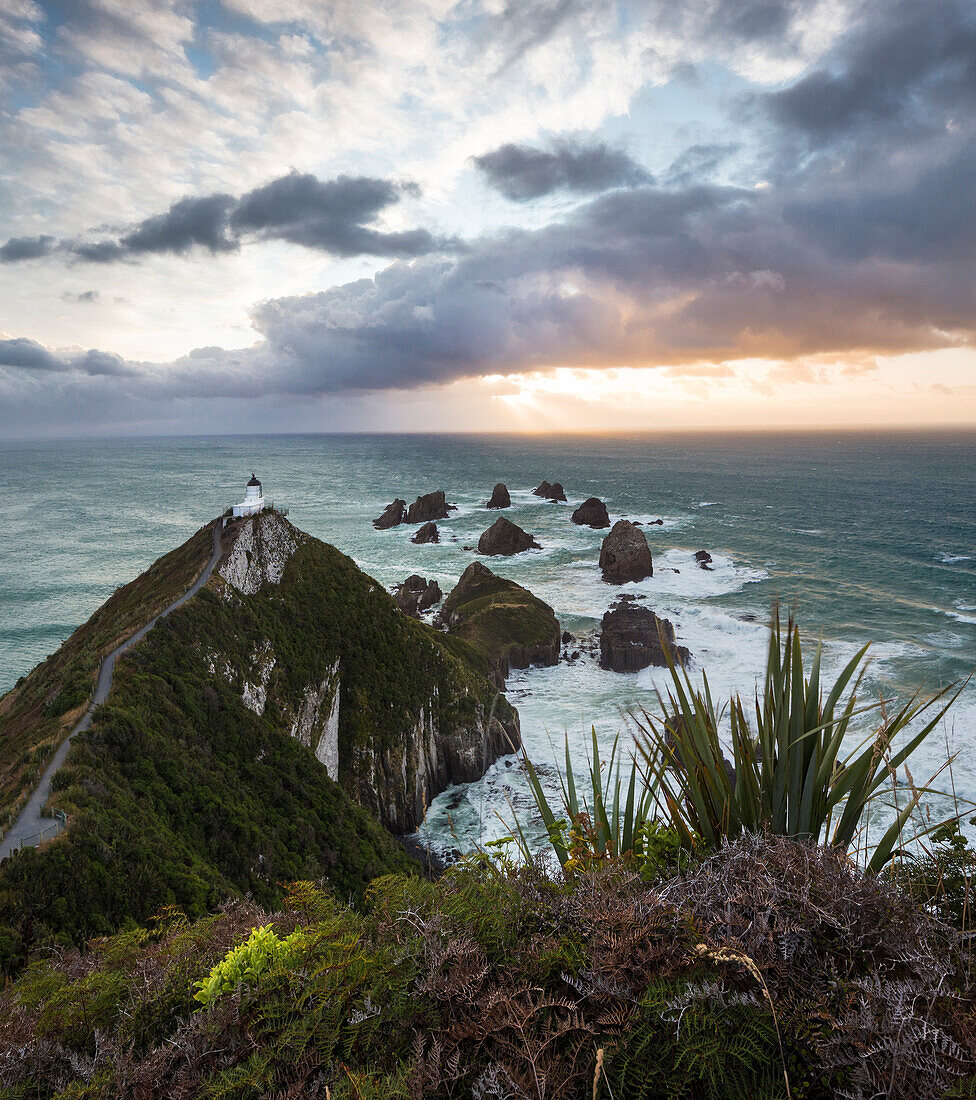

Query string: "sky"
[0, 0, 974, 436]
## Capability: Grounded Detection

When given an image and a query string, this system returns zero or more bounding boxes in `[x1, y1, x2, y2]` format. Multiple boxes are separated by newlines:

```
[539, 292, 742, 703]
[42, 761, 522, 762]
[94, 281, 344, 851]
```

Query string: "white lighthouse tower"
[232, 473, 266, 518]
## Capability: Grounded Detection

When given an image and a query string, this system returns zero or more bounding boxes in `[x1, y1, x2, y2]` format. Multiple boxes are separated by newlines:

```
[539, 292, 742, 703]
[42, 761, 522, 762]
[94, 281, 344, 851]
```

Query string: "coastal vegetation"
[440, 561, 561, 683]
[2, 512, 974, 1098]
[0, 521, 217, 837]
[0, 515, 521, 959]
[2, 831, 975, 1099]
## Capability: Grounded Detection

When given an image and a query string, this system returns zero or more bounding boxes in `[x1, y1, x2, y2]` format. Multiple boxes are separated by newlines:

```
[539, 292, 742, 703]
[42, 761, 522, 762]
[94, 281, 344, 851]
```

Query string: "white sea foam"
[938, 552, 973, 564]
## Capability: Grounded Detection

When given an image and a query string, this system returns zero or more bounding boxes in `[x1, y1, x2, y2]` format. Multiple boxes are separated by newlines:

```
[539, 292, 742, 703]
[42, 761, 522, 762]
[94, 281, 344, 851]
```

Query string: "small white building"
[232, 473, 266, 518]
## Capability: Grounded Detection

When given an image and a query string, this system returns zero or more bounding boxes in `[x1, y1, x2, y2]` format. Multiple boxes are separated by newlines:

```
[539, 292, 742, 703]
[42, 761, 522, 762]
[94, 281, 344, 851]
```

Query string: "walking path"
[0, 520, 225, 860]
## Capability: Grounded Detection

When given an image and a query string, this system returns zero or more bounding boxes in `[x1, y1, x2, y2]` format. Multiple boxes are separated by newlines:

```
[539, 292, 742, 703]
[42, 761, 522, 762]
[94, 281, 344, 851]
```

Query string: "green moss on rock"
[440, 561, 561, 686]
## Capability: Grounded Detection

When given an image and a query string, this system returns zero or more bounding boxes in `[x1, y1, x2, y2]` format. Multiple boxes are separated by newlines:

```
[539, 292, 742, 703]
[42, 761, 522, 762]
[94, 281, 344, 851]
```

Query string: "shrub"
[193, 923, 309, 1007]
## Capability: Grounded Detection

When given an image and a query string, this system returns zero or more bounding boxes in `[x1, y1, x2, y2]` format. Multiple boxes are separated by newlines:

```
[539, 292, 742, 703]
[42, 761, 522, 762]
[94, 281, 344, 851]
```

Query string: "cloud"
[120, 193, 237, 255]
[663, 143, 740, 187]
[0, 172, 446, 264]
[473, 139, 651, 201]
[0, 235, 56, 262]
[229, 173, 440, 257]
[0, 336, 132, 375]
[61, 289, 100, 303]
[764, 0, 976, 145]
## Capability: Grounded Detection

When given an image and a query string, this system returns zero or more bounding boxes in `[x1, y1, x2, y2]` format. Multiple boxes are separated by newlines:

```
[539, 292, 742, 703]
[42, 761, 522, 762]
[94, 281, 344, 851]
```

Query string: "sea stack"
[406, 491, 455, 523]
[478, 516, 541, 556]
[533, 480, 567, 502]
[373, 499, 407, 529]
[572, 497, 610, 528]
[440, 561, 560, 685]
[599, 598, 689, 672]
[393, 575, 443, 617]
[599, 520, 653, 584]
[412, 522, 439, 544]
[486, 483, 511, 509]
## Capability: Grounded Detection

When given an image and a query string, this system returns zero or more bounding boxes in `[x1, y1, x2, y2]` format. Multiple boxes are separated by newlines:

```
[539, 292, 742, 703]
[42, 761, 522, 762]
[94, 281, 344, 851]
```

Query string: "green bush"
[193, 924, 310, 1007]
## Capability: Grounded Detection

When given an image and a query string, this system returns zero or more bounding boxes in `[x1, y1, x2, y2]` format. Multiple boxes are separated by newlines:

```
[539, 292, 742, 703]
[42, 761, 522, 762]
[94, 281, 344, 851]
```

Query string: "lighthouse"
[232, 473, 266, 518]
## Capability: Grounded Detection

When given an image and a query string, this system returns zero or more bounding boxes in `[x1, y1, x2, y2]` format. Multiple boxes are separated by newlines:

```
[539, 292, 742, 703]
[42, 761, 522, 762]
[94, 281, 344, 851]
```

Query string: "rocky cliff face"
[218, 511, 303, 595]
[206, 511, 519, 833]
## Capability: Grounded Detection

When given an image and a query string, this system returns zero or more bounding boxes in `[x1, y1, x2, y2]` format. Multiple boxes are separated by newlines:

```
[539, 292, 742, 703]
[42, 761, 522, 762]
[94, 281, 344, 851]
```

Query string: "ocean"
[2, 430, 975, 854]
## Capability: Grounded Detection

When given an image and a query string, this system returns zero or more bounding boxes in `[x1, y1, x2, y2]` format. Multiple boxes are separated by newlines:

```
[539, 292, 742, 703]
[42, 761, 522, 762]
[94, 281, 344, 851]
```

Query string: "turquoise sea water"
[2, 431, 974, 852]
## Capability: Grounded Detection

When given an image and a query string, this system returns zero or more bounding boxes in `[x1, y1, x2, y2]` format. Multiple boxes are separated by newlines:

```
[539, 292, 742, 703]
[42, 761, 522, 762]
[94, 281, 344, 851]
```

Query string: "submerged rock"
[478, 516, 541, 556]
[373, 499, 407, 530]
[393, 574, 443, 617]
[599, 599, 690, 672]
[486, 483, 512, 509]
[412, 522, 439, 544]
[599, 520, 653, 584]
[572, 497, 610, 528]
[406, 490, 455, 524]
[440, 561, 560, 685]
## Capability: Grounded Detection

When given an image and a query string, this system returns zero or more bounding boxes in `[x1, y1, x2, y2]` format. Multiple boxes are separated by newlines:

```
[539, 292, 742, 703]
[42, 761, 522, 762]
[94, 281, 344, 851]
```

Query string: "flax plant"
[517, 729, 655, 868]
[636, 612, 965, 872]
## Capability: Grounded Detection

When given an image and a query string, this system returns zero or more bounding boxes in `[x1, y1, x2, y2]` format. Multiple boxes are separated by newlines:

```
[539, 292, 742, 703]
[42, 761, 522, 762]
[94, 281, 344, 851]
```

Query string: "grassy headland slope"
[0, 522, 217, 833]
[0, 512, 518, 950]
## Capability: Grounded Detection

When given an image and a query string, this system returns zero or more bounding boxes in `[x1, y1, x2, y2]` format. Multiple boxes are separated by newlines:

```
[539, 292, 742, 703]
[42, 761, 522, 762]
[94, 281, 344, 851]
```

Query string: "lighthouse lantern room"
[232, 473, 266, 518]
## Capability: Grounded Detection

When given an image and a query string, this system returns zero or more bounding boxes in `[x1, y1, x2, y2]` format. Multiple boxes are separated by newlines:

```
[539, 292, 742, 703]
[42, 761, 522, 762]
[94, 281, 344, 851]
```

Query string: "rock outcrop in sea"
[412, 522, 439, 544]
[572, 497, 610, 528]
[695, 550, 713, 570]
[393, 574, 443, 617]
[533, 480, 567, 501]
[440, 561, 560, 686]
[406, 491, 455, 524]
[478, 516, 541, 556]
[373, 499, 407, 529]
[599, 597, 690, 672]
[599, 520, 653, 583]
[486, 483, 511, 509]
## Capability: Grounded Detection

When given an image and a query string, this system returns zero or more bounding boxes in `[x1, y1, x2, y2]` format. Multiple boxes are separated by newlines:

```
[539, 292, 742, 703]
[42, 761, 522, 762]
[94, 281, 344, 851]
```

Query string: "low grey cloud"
[0, 172, 445, 265]
[61, 290, 100, 303]
[0, 337, 130, 376]
[0, 235, 56, 262]
[473, 140, 651, 201]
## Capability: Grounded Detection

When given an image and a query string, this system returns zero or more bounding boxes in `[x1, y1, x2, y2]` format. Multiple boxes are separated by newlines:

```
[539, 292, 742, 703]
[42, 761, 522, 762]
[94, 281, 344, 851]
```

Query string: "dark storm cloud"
[229, 174, 440, 257]
[0, 235, 56, 262]
[0, 172, 444, 265]
[765, 0, 976, 142]
[0, 338, 64, 371]
[120, 193, 237, 255]
[473, 140, 651, 201]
